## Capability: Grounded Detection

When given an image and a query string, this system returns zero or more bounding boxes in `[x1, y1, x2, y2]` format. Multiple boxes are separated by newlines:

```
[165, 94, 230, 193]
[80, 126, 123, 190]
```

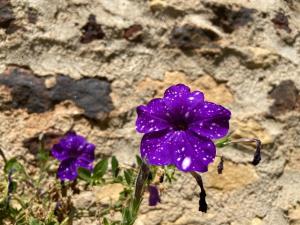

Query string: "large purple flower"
[51, 132, 95, 181]
[136, 84, 231, 172]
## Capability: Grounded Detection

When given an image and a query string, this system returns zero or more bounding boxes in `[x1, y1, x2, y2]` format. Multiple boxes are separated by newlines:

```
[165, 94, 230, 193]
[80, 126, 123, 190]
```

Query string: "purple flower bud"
[134, 161, 150, 202]
[148, 185, 161, 206]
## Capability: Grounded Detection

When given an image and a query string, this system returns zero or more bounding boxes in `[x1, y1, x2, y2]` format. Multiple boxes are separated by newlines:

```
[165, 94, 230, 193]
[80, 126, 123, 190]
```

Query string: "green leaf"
[103, 217, 110, 225]
[131, 198, 141, 215]
[29, 217, 44, 225]
[135, 155, 142, 166]
[122, 207, 132, 225]
[114, 175, 123, 183]
[37, 146, 49, 162]
[124, 170, 132, 186]
[93, 158, 109, 180]
[111, 156, 119, 177]
[4, 158, 25, 174]
[77, 167, 92, 182]
[111, 222, 120, 225]
[164, 165, 176, 183]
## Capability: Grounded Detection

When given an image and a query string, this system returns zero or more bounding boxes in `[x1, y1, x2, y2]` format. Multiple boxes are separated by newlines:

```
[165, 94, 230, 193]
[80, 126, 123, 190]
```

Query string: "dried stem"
[0, 147, 7, 164]
[230, 138, 262, 165]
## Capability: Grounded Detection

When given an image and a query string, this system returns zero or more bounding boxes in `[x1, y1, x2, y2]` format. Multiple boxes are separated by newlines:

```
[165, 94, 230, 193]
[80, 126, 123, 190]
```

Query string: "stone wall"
[1, 0, 300, 224]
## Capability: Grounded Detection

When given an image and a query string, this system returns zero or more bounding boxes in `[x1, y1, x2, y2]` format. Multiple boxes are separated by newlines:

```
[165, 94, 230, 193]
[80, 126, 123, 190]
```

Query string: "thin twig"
[0, 147, 7, 164]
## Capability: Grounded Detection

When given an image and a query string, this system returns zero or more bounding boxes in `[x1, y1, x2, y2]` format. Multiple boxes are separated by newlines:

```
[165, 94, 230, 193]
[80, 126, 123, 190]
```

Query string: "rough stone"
[123, 24, 143, 42]
[242, 47, 280, 69]
[170, 23, 220, 49]
[1, 0, 300, 224]
[289, 206, 300, 225]
[231, 118, 273, 145]
[0, 67, 113, 120]
[269, 80, 300, 116]
[45, 77, 57, 89]
[73, 191, 96, 209]
[205, 161, 259, 191]
[0, 0, 15, 32]
[251, 217, 264, 225]
[94, 183, 124, 205]
[264, 208, 289, 225]
[80, 14, 105, 44]
[206, 2, 257, 33]
[286, 147, 300, 171]
[275, 172, 300, 211]
[136, 71, 234, 105]
[27, 7, 39, 24]
[271, 10, 292, 33]
[149, 0, 167, 11]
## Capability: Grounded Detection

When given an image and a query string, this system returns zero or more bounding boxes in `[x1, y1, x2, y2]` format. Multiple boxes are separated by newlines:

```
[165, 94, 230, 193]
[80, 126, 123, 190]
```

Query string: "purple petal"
[51, 143, 70, 161]
[51, 133, 87, 160]
[57, 159, 78, 181]
[75, 157, 93, 171]
[189, 102, 231, 139]
[67, 134, 87, 151]
[136, 98, 171, 133]
[163, 85, 205, 121]
[164, 84, 190, 100]
[163, 84, 190, 115]
[191, 102, 231, 120]
[170, 131, 216, 172]
[186, 91, 205, 110]
[80, 143, 95, 163]
[140, 129, 173, 166]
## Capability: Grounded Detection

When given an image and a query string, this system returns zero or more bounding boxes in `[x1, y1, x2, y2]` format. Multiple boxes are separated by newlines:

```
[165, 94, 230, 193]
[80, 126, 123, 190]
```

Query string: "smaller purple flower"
[51, 132, 95, 181]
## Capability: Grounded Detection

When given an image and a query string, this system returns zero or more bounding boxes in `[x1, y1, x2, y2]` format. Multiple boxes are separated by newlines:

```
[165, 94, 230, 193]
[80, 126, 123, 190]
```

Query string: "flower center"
[174, 120, 188, 131]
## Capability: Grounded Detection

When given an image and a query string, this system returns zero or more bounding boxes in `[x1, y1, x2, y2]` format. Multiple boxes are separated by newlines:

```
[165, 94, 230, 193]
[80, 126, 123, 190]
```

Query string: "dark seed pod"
[252, 139, 262, 166]
[217, 156, 224, 174]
